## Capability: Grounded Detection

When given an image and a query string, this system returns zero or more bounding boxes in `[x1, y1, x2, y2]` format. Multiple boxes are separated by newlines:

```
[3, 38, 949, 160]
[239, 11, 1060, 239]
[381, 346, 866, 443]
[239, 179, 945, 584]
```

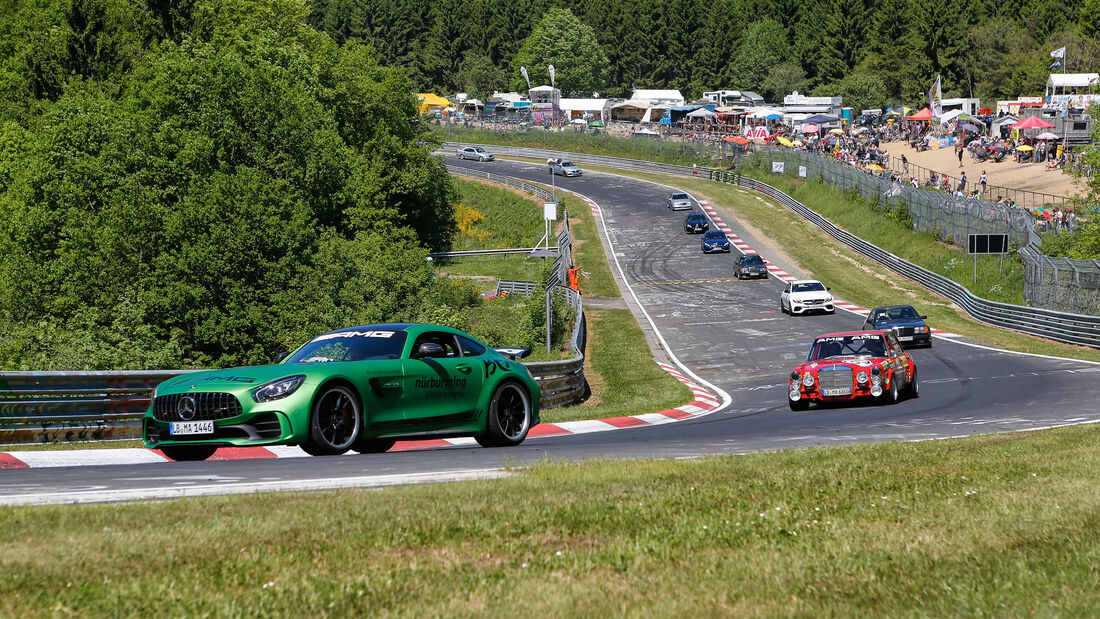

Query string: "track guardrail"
[449, 143, 1100, 349]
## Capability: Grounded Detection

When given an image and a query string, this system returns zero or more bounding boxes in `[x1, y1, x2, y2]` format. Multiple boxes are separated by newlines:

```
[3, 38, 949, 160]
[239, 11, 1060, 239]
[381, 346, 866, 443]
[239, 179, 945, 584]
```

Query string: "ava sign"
[743, 126, 770, 141]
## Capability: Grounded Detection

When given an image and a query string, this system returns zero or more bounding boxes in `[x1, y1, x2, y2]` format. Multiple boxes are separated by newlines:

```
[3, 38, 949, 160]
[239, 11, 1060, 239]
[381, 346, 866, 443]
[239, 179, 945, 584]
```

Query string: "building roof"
[559, 98, 609, 112]
[630, 89, 685, 105]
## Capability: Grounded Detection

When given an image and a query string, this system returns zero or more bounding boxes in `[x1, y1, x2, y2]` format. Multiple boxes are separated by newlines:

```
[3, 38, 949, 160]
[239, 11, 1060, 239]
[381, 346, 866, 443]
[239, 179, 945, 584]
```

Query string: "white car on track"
[780, 279, 835, 315]
[457, 146, 495, 161]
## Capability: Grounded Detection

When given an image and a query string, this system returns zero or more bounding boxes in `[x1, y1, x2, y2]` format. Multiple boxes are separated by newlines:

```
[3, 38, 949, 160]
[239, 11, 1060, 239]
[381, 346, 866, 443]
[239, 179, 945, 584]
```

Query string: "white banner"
[798, 165, 807, 178]
[548, 64, 555, 87]
[772, 161, 785, 174]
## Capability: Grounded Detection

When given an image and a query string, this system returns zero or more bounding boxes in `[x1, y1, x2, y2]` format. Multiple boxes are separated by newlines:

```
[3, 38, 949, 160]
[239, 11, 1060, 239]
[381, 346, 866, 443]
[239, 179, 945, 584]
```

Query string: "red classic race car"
[787, 331, 918, 410]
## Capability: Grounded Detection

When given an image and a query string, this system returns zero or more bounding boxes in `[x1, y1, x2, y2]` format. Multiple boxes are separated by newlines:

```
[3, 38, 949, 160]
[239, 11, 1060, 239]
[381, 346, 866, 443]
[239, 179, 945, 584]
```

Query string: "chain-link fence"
[1019, 245, 1100, 314]
[745, 147, 1036, 249]
[741, 146, 1100, 314]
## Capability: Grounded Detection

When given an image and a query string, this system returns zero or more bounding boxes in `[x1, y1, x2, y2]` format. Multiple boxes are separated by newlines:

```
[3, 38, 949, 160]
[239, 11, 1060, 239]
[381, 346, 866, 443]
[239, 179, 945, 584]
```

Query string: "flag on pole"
[1050, 46, 1066, 59]
[928, 75, 942, 117]
[520, 66, 531, 89]
[548, 64, 555, 88]
[1049, 60, 1062, 70]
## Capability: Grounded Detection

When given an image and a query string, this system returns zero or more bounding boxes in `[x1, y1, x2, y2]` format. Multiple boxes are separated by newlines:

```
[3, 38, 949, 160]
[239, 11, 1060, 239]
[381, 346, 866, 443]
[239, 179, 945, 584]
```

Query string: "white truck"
[548, 158, 582, 177]
[456, 146, 495, 161]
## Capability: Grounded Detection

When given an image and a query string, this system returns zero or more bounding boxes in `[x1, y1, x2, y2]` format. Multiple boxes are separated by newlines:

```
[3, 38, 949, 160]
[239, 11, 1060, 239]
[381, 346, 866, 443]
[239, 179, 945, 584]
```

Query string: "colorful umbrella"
[959, 123, 980, 132]
[866, 164, 885, 171]
[829, 128, 845, 134]
[1016, 145, 1034, 151]
[802, 124, 820, 133]
[777, 136, 794, 147]
[724, 136, 751, 145]
[1010, 117, 1055, 130]
[1035, 132, 1059, 140]
[588, 120, 606, 127]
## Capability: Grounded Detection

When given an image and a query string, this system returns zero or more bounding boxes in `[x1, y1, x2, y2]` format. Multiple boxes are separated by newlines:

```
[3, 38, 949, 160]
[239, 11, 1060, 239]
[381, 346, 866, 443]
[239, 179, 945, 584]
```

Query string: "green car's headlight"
[252, 375, 306, 403]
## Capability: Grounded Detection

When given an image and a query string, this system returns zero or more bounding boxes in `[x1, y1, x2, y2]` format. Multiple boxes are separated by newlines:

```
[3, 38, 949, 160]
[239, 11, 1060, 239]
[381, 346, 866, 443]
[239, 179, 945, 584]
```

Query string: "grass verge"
[541, 308, 691, 423]
[4, 425, 1099, 615]
[740, 163, 1026, 305]
[577, 162, 1100, 363]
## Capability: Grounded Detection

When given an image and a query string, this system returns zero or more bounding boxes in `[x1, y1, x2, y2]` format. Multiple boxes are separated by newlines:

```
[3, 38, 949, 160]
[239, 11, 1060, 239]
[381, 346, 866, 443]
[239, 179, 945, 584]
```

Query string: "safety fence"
[450, 144, 1100, 346]
[741, 146, 1100, 315]
[745, 147, 1037, 250]
[879, 151, 1073, 210]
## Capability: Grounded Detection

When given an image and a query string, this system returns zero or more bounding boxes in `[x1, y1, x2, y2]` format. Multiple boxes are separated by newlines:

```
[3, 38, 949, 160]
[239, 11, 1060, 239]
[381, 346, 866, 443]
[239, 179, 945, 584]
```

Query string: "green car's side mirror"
[275, 351, 289, 363]
[415, 342, 445, 359]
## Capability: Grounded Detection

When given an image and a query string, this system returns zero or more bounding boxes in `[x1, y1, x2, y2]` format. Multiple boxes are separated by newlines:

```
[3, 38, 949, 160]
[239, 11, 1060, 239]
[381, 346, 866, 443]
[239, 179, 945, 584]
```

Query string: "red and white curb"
[699, 200, 955, 336]
[0, 358, 720, 470]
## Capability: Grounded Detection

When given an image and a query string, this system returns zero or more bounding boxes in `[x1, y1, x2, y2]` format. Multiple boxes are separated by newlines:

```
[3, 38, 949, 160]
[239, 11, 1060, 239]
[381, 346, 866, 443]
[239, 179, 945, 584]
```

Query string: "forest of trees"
[0, 0, 469, 370]
[309, 0, 1100, 108]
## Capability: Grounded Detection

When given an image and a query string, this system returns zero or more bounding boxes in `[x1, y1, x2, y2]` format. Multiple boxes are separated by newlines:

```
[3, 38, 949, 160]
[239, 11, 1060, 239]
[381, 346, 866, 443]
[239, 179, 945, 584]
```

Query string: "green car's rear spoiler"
[493, 347, 531, 360]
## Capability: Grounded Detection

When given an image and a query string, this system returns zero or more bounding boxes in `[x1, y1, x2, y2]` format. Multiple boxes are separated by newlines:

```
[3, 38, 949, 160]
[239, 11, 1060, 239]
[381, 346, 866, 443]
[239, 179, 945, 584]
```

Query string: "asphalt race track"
[3, 155, 1098, 505]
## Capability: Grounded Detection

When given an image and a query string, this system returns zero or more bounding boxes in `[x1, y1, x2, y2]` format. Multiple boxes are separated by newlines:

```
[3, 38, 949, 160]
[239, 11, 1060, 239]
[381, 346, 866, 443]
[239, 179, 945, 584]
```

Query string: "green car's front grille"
[154, 392, 243, 422]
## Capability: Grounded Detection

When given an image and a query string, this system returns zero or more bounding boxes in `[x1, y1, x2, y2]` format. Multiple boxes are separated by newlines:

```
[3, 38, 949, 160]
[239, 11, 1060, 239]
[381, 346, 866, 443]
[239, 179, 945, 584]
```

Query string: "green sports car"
[143, 323, 540, 461]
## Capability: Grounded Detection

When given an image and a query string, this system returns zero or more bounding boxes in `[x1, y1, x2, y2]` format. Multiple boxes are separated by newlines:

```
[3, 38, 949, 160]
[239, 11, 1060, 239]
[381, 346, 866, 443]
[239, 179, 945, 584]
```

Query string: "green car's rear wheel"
[476, 382, 531, 447]
[160, 445, 217, 462]
[301, 385, 361, 456]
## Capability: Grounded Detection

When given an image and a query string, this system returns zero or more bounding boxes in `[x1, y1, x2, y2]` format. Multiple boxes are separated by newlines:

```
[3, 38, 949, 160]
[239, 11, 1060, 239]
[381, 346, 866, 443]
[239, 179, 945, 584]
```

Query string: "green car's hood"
[156, 365, 307, 395]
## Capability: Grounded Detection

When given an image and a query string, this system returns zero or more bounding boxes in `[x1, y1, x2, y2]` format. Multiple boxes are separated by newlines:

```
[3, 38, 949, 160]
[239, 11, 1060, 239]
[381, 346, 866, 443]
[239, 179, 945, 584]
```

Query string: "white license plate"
[898, 336, 913, 341]
[822, 388, 851, 397]
[170, 421, 215, 435]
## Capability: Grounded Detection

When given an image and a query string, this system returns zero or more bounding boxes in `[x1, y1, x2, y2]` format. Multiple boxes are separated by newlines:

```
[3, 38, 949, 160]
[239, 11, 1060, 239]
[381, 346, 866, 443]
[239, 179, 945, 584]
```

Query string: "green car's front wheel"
[476, 382, 532, 447]
[301, 385, 362, 456]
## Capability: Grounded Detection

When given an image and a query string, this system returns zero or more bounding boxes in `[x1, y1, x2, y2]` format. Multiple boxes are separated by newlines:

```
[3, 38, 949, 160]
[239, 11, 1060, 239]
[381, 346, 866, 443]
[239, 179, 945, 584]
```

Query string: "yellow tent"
[417, 93, 452, 114]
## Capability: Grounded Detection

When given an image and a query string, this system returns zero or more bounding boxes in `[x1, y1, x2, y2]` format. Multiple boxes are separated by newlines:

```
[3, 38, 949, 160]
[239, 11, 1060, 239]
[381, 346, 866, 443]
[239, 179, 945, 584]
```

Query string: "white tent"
[559, 98, 610, 120]
[630, 89, 685, 106]
[938, 109, 963, 124]
[1045, 73, 1100, 93]
[686, 108, 717, 118]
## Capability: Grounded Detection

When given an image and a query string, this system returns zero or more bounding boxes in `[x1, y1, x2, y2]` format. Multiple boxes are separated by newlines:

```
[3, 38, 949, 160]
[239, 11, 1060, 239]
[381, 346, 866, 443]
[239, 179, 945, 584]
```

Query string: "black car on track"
[684, 213, 709, 234]
[862, 305, 932, 347]
[735, 254, 768, 279]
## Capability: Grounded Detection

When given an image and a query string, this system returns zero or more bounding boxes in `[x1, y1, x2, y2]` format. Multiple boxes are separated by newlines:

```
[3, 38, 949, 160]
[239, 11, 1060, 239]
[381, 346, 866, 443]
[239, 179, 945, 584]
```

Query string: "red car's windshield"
[808, 334, 886, 361]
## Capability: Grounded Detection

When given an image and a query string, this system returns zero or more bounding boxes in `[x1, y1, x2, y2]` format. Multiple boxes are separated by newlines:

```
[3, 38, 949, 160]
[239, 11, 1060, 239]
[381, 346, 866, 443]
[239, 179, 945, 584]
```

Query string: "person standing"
[979, 170, 987, 195]
[901, 153, 909, 174]
[957, 171, 967, 193]
[957, 142, 964, 167]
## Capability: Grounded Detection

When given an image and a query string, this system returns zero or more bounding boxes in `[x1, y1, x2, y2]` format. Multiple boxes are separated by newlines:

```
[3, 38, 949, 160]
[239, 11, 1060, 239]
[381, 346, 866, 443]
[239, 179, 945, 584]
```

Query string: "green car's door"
[402, 331, 485, 426]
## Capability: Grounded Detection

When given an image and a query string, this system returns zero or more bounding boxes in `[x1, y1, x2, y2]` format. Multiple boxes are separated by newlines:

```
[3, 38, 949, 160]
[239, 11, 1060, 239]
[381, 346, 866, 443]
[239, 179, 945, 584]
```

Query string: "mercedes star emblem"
[177, 395, 197, 421]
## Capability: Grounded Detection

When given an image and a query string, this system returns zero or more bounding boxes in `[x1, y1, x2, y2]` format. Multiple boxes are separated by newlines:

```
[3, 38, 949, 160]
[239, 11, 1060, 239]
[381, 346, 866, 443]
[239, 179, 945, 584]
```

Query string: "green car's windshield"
[287, 330, 408, 363]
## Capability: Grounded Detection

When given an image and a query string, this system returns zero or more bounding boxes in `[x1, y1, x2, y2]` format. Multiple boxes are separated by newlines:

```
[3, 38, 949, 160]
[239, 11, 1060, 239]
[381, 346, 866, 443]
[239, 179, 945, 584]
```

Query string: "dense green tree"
[0, 0, 456, 368]
[816, 0, 868, 84]
[762, 63, 809, 102]
[817, 73, 887, 113]
[732, 19, 787, 94]
[510, 8, 609, 95]
[455, 53, 508, 101]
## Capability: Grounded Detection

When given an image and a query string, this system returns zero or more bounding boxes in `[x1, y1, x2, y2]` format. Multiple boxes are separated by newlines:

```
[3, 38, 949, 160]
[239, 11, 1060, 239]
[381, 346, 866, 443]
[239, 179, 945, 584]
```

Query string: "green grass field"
[4, 425, 1099, 615]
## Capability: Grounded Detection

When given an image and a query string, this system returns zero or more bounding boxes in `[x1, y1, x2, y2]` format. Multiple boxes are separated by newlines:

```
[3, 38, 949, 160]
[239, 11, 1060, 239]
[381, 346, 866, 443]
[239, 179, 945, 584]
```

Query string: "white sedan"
[780, 280, 835, 315]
